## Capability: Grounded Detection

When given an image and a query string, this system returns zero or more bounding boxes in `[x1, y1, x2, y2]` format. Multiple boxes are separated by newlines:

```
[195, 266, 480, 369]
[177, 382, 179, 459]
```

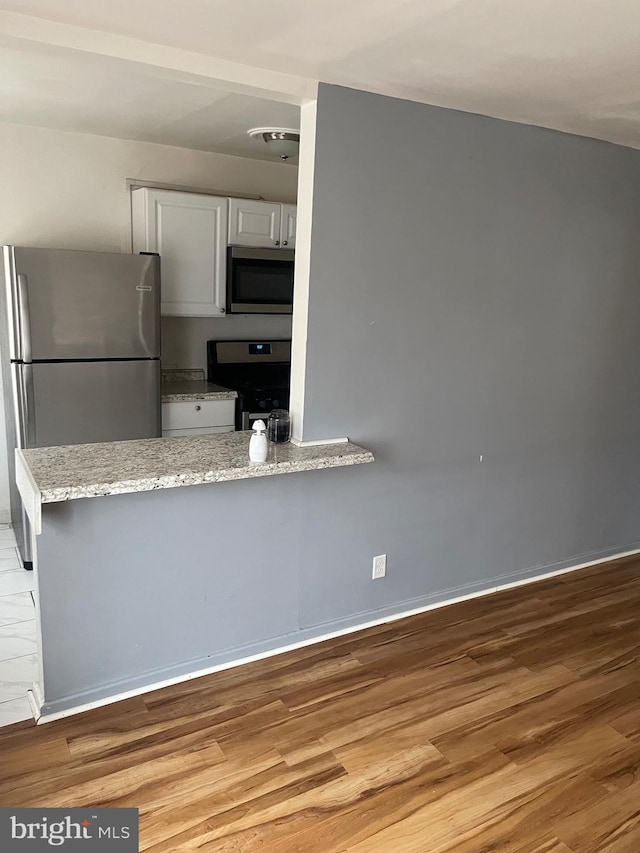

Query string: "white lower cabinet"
[162, 400, 235, 437]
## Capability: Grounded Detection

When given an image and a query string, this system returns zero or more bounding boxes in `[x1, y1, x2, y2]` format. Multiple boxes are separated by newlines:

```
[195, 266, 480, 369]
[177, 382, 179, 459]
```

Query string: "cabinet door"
[132, 189, 227, 317]
[228, 199, 282, 248]
[281, 204, 297, 249]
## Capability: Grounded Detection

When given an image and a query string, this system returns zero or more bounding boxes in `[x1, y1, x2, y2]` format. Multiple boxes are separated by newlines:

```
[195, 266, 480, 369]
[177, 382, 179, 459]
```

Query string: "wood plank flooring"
[0, 556, 639, 851]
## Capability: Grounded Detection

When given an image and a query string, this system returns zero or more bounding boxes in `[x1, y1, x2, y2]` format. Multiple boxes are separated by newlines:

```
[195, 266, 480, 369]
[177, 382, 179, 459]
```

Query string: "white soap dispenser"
[249, 419, 268, 463]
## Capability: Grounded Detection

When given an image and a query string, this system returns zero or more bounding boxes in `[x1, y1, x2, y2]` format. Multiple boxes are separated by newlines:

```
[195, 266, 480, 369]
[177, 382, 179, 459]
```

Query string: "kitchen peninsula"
[16, 433, 374, 720]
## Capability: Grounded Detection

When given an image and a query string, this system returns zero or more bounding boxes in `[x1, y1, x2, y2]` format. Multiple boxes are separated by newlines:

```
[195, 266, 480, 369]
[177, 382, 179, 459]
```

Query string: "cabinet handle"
[195, 405, 201, 411]
[282, 240, 288, 246]
[274, 240, 280, 246]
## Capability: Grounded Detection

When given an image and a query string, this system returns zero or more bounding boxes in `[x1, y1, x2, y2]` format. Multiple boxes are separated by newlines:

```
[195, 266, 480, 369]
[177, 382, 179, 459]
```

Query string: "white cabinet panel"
[162, 399, 235, 431]
[281, 204, 297, 249]
[228, 199, 282, 248]
[132, 188, 227, 317]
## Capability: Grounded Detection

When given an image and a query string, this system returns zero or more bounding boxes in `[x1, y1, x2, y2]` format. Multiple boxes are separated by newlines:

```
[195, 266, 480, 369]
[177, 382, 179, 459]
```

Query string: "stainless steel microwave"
[226, 246, 294, 314]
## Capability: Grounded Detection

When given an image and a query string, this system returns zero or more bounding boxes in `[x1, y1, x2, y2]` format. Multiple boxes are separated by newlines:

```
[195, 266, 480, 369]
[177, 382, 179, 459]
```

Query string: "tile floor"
[0, 524, 37, 726]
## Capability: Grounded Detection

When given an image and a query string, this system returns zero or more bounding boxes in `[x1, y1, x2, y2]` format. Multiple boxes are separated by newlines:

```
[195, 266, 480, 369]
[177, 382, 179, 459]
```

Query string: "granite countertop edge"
[18, 434, 375, 509]
[161, 391, 237, 402]
[161, 382, 237, 402]
[38, 450, 373, 503]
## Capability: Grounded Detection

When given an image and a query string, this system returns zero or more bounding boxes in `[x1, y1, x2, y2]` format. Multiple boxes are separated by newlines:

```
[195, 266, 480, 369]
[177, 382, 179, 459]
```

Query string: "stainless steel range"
[207, 339, 291, 430]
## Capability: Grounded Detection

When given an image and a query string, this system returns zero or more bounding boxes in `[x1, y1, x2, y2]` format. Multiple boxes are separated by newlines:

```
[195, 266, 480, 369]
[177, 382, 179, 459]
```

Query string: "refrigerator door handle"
[13, 365, 27, 449]
[17, 274, 32, 363]
[21, 364, 36, 447]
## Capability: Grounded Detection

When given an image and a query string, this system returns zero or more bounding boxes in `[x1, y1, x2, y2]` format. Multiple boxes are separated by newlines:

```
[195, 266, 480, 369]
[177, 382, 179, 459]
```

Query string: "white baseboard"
[27, 685, 42, 722]
[35, 545, 640, 725]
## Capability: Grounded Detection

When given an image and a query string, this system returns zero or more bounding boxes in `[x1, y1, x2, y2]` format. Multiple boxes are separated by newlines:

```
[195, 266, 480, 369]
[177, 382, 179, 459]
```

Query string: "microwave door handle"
[17, 274, 32, 363]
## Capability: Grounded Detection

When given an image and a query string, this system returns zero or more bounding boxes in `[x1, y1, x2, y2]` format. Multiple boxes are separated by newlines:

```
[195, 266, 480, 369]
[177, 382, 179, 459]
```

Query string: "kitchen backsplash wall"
[161, 315, 293, 372]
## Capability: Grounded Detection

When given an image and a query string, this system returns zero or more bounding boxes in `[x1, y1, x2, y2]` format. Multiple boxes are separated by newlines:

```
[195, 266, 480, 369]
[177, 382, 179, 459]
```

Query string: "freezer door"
[21, 360, 161, 447]
[11, 247, 160, 360]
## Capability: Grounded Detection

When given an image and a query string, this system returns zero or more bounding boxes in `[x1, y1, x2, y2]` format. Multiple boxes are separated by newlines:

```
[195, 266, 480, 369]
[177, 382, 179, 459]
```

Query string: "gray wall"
[37, 482, 304, 709]
[299, 83, 640, 626]
[36, 84, 640, 713]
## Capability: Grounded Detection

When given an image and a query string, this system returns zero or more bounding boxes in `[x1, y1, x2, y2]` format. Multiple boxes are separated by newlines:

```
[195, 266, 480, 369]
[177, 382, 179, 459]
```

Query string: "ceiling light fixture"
[248, 127, 300, 161]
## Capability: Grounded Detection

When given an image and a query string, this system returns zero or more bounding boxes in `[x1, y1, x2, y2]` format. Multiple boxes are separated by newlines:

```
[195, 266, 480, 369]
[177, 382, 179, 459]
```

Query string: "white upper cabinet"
[132, 188, 228, 317]
[228, 199, 296, 249]
[281, 204, 297, 249]
[228, 199, 282, 248]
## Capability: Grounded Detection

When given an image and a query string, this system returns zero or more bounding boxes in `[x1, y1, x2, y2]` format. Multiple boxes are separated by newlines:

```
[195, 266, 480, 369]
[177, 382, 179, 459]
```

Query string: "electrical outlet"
[372, 554, 387, 580]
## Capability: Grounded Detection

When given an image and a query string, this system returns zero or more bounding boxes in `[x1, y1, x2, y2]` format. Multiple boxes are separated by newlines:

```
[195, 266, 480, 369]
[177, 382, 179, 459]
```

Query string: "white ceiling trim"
[0, 10, 318, 105]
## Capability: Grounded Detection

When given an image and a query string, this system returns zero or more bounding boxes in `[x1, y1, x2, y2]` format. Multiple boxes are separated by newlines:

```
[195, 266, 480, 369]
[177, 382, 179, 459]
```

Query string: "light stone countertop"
[161, 368, 237, 402]
[161, 380, 237, 402]
[16, 433, 374, 534]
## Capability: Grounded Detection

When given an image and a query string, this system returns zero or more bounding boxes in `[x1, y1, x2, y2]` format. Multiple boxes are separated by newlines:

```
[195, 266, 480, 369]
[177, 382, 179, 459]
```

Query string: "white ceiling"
[1, 0, 640, 152]
[0, 39, 301, 160]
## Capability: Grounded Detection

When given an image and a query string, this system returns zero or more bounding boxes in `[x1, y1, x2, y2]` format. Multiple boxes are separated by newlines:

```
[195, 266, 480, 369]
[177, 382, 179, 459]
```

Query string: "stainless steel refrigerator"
[0, 246, 162, 567]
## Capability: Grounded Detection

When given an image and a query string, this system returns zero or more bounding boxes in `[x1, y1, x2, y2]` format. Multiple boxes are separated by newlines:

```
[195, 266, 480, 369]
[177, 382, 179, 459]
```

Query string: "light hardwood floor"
[0, 556, 639, 851]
